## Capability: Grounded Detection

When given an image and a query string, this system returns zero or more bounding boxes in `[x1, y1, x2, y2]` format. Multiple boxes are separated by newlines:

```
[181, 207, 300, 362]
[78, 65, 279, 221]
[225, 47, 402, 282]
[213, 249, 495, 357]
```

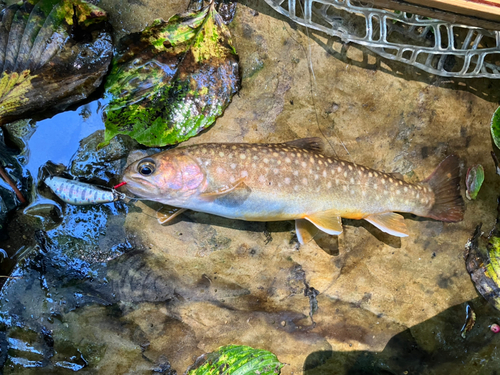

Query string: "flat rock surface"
[1, 0, 500, 374]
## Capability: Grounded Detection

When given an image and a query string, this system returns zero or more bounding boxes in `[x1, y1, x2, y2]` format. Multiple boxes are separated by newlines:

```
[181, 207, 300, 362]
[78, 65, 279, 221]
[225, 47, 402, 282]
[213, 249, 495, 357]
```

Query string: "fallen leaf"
[100, 3, 240, 148]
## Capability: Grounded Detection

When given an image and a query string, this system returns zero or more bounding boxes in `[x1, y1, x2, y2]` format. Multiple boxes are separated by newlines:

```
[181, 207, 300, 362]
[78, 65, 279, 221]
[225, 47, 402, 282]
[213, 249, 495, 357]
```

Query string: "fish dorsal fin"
[295, 219, 320, 245]
[157, 206, 186, 225]
[364, 212, 409, 237]
[388, 172, 405, 180]
[284, 138, 324, 153]
[304, 210, 343, 235]
[198, 177, 248, 202]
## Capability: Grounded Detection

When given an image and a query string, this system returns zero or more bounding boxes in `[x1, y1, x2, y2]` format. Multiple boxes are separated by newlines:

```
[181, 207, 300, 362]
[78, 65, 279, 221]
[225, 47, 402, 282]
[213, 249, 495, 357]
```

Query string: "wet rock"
[69, 130, 140, 183]
[0, 0, 113, 125]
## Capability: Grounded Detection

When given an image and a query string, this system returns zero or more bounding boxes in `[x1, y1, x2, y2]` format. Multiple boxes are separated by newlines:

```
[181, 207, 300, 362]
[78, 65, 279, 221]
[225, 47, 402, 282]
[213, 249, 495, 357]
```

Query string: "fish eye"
[138, 160, 156, 176]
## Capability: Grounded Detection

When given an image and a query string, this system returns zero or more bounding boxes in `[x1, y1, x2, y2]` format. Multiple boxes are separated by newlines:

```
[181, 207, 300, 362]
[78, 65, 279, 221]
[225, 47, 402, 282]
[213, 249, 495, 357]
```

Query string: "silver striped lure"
[45, 176, 126, 205]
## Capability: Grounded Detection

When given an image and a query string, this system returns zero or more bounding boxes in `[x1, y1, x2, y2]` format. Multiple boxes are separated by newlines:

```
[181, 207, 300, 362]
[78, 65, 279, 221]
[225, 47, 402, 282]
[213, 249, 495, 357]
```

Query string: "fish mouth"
[122, 175, 161, 200]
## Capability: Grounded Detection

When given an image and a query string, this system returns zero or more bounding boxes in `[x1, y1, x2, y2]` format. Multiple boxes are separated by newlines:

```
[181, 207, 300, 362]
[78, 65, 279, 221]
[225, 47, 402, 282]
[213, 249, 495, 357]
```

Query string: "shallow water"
[1, 0, 500, 374]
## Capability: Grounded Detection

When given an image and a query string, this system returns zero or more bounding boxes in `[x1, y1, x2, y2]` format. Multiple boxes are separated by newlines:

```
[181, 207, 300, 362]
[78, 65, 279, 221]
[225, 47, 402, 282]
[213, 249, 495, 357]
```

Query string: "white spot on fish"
[327, 181, 332, 188]
[362, 191, 366, 196]
[294, 185, 300, 191]
[335, 179, 340, 185]
[264, 158, 269, 164]
[381, 179, 386, 184]
[219, 152, 225, 157]
[341, 162, 345, 166]
[358, 170, 362, 176]
[314, 174, 319, 180]
[301, 162, 307, 168]
[373, 184, 377, 190]
[230, 176, 236, 183]
[285, 177, 291, 184]
[285, 157, 291, 163]
[343, 185, 347, 191]
[343, 171, 347, 177]
[216, 167, 225, 174]
[323, 170, 327, 178]
[396, 190, 401, 195]
[369, 172, 373, 178]
[302, 178, 308, 185]
[337, 166, 342, 173]
[252, 163, 256, 168]
[253, 155, 258, 161]
[404, 187, 408, 192]
[273, 152, 279, 157]
[241, 170, 248, 178]
[293, 170, 299, 176]
[231, 163, 237, 169]
[277, 160, 282, 165]
[273, 169, 280, 175]
[350, 178, 354, 184]
[240, 154, 246, 160]
[232, 146, 237, 150]
[348, 165, 353, 171]
[319, 160, 323, 165]
[389, 178, 393, 183]
[350, 189, 355, 195]
[399, 181, 403, 186]
[202, 148, 207, 154]
[258, 175, 266, 184]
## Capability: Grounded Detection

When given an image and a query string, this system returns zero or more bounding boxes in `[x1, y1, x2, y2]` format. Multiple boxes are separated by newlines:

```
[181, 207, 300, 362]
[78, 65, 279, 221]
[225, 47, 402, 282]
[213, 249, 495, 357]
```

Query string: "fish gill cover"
[100, 2, 240, 148]
[0, 0, 112, 125]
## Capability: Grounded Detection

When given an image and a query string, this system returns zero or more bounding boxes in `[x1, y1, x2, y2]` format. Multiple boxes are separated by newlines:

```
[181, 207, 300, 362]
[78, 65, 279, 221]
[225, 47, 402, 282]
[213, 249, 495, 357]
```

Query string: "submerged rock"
[0, 0, 113, 125]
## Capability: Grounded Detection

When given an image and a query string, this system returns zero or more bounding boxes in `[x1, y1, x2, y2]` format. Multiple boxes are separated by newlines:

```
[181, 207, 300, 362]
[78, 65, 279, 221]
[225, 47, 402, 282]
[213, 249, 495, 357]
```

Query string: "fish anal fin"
[365, 212, 409, 237]
[198, 177, 248, 202]
[295, 219, 320, 245]
[157, 206, 186, 225]
[284, 138, 324, 153]
[304, 210, 343, 235]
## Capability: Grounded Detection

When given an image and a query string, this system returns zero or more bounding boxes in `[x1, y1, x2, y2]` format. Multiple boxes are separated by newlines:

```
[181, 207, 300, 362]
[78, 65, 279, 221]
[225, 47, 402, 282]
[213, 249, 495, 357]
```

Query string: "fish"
[122, 138, 464, 244]
[45, 176, 126, 205]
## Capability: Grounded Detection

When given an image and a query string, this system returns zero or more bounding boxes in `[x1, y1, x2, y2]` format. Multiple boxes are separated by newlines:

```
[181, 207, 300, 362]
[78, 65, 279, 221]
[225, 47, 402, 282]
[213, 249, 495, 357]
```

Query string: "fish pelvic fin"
[304, 210, 343, 236]
[365, 212, 409, 237]
[423, 155, 464, 222]
[295, 219, 320, 245]
[157, 206, 186, 225]
[284, 138, 324, 153]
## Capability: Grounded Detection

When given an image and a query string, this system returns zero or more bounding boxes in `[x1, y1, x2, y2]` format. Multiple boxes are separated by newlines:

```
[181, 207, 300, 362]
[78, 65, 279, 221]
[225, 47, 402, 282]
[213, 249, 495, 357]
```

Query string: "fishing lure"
[45, 176, 126, 205]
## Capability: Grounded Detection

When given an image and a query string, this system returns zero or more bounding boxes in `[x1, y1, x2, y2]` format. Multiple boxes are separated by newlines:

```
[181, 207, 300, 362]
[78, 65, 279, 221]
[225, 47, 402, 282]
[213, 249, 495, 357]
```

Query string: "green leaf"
[491, 106, 500, 149]
[100, 3, 240, 148]
[186, 345, 284, 375]
[465, 164, 484, 200]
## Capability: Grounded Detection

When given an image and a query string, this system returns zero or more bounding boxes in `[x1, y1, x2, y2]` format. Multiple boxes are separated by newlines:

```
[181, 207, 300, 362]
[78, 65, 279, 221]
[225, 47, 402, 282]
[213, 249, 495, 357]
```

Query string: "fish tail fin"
[424, 155, 464, 222]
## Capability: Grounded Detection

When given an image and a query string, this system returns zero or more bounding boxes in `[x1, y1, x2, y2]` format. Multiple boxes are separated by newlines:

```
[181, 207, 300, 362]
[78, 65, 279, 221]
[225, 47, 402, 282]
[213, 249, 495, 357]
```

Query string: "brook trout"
[122, 138, 464, 244]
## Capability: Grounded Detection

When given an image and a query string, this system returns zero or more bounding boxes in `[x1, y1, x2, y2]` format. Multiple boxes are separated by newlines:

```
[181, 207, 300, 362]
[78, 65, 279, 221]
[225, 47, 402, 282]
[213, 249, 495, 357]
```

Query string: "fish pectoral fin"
[157, 206, 186, 225]
[284, 138, 324, 153]
[364, 212, 409, 237]
[198, 177, 248, 201]
[304, 210, 343, 235]
[295, 219, 320, 245]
